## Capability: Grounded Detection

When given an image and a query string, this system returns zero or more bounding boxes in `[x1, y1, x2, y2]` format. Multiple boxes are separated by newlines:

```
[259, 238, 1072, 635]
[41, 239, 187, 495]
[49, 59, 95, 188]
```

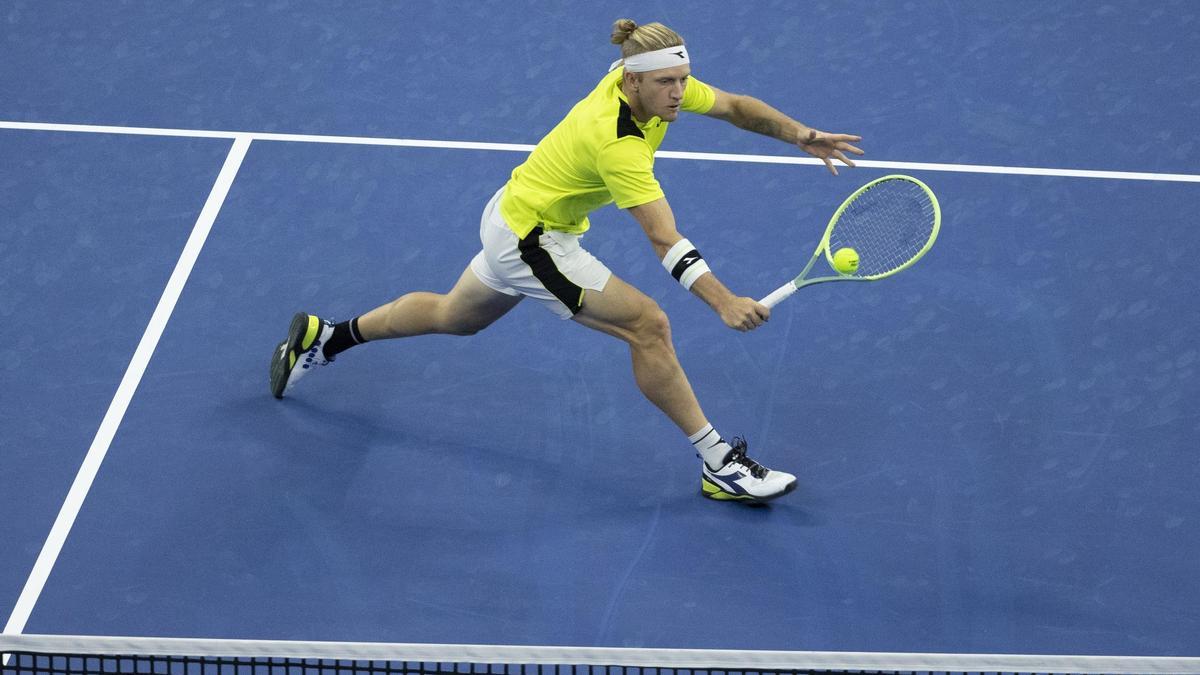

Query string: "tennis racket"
[758, 174, 941, 308]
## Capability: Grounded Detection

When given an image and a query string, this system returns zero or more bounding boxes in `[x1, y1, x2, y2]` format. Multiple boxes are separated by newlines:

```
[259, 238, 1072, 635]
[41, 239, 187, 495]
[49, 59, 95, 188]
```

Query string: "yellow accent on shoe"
[701, 476, 751, 501]
[288, 352, 296, 369]
[301, 315, 320, 349]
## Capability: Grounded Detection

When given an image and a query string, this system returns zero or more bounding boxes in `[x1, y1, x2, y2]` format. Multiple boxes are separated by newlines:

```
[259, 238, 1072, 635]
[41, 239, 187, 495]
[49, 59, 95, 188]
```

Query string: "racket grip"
[758, 283, 797, 309]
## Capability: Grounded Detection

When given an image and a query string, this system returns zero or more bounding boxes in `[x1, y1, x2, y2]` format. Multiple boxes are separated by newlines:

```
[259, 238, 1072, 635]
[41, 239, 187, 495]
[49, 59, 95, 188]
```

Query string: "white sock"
[688, 423, 732, 470]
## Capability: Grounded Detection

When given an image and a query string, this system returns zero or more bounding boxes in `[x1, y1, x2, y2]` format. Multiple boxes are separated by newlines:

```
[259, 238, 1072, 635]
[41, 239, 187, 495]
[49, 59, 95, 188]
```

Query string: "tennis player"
[269, 19, 863, 503]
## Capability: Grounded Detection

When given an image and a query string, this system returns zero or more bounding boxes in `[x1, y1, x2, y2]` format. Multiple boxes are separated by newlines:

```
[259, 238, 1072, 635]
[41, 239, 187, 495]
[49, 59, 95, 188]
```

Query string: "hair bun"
[610, 18, 637, 44]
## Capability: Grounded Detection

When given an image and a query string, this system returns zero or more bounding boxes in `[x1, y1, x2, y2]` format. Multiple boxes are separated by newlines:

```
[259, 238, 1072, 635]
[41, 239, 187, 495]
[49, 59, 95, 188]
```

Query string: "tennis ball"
[832, 247, 859, 274]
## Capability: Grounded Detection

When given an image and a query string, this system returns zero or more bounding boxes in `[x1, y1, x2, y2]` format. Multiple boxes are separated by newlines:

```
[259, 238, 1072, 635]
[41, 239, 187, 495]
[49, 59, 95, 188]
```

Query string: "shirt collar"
[612, 72, 665, 129]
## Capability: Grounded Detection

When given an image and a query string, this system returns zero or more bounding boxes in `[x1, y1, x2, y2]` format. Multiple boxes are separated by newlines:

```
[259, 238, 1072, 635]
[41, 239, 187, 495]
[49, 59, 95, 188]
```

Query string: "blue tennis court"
[2, 2, 1198, 673]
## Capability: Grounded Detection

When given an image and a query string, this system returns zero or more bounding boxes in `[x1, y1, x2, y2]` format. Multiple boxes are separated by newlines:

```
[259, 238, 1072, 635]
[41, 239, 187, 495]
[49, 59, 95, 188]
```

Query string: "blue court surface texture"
[2, 0, 1199, 665]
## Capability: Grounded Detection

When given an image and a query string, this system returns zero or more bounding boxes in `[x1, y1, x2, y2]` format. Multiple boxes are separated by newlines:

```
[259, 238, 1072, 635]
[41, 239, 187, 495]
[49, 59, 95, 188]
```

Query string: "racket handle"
[758, 283, 797, 309]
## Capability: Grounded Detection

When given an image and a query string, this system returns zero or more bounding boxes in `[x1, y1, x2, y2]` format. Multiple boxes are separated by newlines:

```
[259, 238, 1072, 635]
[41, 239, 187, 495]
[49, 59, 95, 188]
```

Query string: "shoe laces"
[725, 436, 767, 479]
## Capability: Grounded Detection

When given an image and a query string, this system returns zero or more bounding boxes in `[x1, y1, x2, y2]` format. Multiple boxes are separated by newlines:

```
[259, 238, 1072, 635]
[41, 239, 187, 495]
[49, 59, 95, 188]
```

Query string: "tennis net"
[3, 634, 1198, 675]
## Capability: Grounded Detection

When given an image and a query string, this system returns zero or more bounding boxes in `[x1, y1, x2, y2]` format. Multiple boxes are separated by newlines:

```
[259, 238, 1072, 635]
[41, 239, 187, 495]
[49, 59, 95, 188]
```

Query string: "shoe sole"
[701, 476, 797, 504]
[269, 312, 313, 399]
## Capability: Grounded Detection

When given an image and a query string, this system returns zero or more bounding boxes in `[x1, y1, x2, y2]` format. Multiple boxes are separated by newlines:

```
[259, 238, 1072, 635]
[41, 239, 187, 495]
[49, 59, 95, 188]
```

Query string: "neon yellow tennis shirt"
[499, 67, 716, 238]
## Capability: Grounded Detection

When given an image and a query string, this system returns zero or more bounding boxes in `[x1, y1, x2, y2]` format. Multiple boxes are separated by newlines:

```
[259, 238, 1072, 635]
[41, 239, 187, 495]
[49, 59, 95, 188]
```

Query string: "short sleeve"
[682, 75, 716, 114]
[597, 137, 665, 209]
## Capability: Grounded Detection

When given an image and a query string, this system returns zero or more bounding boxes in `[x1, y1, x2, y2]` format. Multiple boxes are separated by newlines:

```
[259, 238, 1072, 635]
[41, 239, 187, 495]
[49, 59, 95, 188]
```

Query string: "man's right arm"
[627, 197, 769, 332]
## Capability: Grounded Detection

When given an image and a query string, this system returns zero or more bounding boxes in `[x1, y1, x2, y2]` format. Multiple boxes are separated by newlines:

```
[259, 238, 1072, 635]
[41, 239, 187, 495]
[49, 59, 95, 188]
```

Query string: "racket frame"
[759, 174, 941, 308]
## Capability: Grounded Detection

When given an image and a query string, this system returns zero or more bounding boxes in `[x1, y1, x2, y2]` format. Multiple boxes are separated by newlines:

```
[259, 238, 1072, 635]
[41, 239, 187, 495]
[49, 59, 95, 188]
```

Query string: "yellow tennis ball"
[833, 247, 859, 274]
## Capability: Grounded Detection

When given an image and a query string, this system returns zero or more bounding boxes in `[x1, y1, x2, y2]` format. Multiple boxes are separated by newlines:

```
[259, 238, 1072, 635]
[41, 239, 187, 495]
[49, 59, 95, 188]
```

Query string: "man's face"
[627, 65, 690, 122]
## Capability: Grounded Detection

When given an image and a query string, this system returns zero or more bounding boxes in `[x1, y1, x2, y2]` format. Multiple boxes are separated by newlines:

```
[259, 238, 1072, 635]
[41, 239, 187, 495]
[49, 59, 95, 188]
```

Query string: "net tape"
[3, 635, 1199, 675]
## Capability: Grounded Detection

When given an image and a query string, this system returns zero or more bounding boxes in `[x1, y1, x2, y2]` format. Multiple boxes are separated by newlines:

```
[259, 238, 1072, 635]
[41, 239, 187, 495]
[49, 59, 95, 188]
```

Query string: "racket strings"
[828, 179, 937, 278]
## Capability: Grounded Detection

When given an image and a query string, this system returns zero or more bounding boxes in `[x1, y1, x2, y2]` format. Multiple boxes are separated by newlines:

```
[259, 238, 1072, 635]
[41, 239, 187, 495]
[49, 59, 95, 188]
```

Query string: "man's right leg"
[573, 275, 796, 503]
[572, 275, 707, 436]
[270, 265, 521, 398]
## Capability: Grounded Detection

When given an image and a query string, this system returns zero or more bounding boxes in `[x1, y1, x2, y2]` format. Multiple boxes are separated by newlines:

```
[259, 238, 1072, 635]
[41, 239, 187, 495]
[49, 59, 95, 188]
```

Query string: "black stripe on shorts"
[517, 225, 585, 315]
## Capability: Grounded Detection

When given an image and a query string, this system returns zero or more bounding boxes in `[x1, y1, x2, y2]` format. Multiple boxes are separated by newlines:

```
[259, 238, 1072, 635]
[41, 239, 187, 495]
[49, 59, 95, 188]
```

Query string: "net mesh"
[3, 635, 1196, 675]
[827, 177, 938, 278]
[0, 653, 1078, 675]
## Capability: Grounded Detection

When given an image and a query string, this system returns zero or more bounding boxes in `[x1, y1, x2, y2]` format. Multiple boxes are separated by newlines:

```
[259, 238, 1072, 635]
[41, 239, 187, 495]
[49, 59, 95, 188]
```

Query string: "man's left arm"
[702, 86, 864, 175]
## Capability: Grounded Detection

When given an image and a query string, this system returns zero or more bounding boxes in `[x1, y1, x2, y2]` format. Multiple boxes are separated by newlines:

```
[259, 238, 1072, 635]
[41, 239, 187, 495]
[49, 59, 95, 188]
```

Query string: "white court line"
[3, 118, 1199, 182]
[656, 150, 1200, 183]
[1, 135, 253, 643]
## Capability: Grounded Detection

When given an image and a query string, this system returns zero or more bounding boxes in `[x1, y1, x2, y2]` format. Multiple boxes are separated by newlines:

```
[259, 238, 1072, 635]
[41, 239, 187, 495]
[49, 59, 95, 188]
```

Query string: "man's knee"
[438, 307, 490, 336]
[445, 323, 482, 337]
[439, 295, 517, 336]
[629, 302, 672, 347]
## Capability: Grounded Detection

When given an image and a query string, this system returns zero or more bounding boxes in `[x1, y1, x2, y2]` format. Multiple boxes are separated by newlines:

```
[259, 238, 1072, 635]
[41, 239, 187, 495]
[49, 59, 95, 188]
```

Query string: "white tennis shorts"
[469, 187, 612, 319]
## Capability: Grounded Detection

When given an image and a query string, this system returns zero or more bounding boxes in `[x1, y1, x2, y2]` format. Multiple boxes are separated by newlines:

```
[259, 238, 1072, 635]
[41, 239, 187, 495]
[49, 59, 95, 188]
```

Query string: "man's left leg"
[270, 266, 522, 398]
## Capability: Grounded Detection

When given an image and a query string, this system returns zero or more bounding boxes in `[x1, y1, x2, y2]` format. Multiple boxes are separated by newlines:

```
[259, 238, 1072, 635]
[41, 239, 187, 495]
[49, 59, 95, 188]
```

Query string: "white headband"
[609, 45, 690, 73]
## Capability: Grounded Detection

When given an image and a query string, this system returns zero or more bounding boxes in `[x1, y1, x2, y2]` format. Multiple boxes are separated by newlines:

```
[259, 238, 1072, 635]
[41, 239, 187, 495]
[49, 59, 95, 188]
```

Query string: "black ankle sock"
[323, 317, 367, 359]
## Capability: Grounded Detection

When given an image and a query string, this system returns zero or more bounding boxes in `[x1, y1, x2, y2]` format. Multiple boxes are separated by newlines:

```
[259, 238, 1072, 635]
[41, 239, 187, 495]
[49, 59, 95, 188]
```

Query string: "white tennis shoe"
[700, 437, 796, 503]
[269, 312, 336, 398]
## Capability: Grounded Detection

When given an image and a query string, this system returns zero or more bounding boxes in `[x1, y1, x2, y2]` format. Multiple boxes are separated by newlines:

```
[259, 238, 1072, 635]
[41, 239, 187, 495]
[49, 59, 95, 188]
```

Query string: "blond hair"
[610, 18, 684, 58]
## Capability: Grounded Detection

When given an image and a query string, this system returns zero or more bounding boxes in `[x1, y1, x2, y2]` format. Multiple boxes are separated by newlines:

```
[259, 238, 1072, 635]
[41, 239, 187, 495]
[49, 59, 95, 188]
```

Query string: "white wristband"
[662, 238, 711, 290]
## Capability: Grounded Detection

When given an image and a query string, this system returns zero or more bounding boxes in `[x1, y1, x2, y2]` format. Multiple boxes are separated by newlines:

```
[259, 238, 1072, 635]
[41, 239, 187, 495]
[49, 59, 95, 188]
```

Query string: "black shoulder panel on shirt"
[617, 100, 645, 140]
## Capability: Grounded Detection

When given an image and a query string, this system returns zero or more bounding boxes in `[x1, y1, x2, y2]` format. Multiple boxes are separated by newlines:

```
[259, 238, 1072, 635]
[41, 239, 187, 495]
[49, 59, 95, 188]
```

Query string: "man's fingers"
[739, 309, 770, 331]
[808, 133, 862, 145]
[800, 134, 864, 172]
